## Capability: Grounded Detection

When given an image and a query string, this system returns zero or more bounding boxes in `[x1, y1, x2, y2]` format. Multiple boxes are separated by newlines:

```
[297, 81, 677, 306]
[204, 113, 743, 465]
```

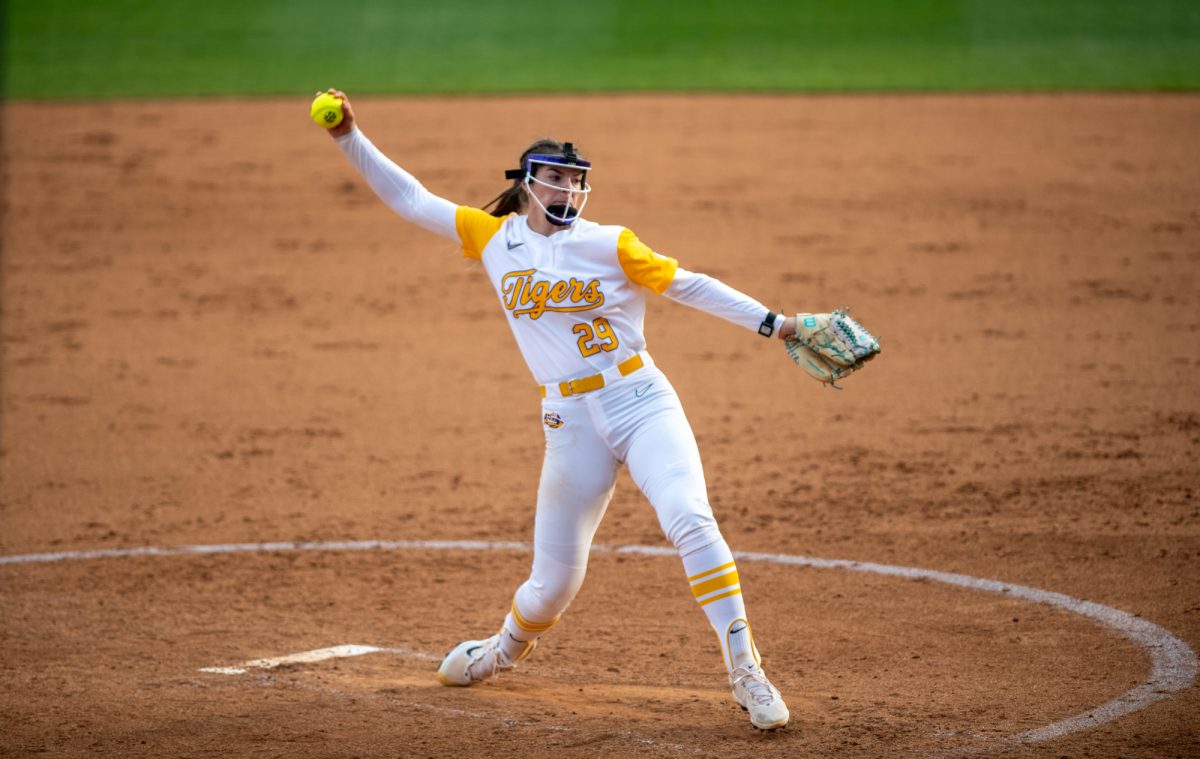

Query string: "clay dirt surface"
[1, 94, 1198, 758]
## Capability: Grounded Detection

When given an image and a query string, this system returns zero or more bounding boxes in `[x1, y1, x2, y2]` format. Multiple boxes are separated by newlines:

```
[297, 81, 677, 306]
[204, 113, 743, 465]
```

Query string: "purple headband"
[504, 142, 590, 181]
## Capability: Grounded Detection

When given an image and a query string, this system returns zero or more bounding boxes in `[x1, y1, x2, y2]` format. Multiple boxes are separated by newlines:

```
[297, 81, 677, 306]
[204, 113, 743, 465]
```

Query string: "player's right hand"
[317, 89, 356, 138]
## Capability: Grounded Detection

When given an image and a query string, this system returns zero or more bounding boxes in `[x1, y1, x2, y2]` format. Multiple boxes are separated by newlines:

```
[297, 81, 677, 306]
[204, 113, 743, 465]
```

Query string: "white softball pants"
[507, 363, 725, 630]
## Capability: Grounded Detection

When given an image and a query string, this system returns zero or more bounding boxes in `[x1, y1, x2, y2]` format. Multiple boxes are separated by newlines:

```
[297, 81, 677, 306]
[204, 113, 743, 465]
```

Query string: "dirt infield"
[1, 94, 1198, 758]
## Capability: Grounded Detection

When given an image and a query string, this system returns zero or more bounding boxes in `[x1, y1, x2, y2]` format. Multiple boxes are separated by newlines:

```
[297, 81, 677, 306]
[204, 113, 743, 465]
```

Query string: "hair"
[483, 138, 585, 218]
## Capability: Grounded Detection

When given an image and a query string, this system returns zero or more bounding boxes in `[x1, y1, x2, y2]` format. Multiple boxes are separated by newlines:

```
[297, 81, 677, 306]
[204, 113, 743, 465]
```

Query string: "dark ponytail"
[483, 138, 581, 217]
[483, 183, 526, 218]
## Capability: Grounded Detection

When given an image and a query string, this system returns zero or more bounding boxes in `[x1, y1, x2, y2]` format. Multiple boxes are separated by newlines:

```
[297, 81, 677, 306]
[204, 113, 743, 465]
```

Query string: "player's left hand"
[783, 309, 880, 388]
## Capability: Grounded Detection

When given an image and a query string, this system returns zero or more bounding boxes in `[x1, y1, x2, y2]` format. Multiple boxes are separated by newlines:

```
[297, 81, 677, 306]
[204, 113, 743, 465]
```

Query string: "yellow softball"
[310, 92, 344, 129]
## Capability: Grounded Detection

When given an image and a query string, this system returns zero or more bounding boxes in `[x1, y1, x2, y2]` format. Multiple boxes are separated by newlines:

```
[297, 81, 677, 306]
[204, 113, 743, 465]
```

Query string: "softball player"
[319, 90, 798, 730]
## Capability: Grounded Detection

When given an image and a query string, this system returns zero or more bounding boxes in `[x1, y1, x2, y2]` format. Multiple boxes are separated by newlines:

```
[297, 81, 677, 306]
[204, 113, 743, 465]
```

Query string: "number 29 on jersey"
[573, 317, 619, 357]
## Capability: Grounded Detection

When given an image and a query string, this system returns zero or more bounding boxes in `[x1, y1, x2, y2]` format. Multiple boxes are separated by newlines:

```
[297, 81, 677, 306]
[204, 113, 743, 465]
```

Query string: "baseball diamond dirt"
[1, 94, 1198, 758]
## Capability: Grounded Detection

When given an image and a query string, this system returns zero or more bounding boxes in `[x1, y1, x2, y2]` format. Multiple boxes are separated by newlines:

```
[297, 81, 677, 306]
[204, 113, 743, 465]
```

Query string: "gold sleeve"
[455, 206, 507, 260]
[616, 228, 679, 294]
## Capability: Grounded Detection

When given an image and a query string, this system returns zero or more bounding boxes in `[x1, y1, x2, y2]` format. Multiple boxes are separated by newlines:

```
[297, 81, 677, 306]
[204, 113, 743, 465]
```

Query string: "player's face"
[530, 166, 586, 209]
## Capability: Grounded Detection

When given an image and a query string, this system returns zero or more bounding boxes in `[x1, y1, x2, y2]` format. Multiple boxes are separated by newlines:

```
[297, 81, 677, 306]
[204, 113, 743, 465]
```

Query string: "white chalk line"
[2, 538, 1195, 753]
[0, 539, 531, 565]
[198, 643, 439, 675]
[199, 643, 711, 755]
[201, 642, 713, 755]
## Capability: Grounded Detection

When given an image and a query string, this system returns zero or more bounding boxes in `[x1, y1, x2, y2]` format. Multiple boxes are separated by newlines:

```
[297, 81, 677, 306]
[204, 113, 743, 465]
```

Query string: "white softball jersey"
[336, 128, 784, 387]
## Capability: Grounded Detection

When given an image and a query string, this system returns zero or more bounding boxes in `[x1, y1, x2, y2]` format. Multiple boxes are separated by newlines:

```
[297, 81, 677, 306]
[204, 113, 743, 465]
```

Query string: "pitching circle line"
[2, 538, 1194, 750]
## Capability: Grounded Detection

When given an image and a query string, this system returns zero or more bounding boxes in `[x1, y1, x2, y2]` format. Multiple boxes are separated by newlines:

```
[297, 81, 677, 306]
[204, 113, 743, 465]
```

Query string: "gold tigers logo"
[543, 412, 564, 429]
[500, 269, 604, 319]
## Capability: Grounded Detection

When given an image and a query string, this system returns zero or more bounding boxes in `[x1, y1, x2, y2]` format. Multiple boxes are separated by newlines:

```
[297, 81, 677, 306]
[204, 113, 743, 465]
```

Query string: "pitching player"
[318, 90, 800, 730]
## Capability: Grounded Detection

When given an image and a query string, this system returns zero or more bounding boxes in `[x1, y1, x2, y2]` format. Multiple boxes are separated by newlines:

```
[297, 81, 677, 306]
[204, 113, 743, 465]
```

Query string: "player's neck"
[525, 213, 572, 238]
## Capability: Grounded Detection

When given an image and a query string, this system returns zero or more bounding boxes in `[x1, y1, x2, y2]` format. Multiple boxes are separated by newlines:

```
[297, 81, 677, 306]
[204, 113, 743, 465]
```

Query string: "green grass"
[4, 0, 1200, 98]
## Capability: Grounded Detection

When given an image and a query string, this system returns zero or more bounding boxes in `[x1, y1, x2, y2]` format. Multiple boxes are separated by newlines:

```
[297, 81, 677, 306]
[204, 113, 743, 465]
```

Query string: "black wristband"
[758, 311, 778, 338]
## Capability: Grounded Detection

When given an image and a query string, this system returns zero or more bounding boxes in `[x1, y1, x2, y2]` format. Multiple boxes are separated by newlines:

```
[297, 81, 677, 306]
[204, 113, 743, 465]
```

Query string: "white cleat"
[729, 664, 790, 730]
[436, 634, 532, 686]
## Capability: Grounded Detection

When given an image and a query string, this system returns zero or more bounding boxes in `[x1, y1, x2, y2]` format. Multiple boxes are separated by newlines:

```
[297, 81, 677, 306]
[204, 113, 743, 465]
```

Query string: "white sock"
[680, 539, 761, 672]
[726, 618, 759, 670]
[498, 626, 533, 662]
[498, 599, 555, 663]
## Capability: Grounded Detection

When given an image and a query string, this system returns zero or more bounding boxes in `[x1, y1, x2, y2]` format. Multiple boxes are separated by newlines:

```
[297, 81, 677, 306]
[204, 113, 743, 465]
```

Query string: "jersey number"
[573, 317, 619, 357]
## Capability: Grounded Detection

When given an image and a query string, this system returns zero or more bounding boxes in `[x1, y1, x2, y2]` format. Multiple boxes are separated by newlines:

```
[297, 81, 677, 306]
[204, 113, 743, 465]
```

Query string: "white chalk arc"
[2, 539, 1194, 752]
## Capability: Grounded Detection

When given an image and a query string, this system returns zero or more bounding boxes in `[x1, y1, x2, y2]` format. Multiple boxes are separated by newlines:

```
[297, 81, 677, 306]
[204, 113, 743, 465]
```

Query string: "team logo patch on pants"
[543, 412, 564, 429]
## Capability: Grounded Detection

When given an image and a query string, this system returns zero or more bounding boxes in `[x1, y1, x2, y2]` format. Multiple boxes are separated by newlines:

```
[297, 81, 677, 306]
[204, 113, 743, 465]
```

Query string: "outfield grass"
[4, 0, 1199, 99]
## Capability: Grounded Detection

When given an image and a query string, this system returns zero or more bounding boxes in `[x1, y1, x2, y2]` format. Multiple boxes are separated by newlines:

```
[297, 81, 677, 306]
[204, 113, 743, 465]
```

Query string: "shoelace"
[465, 642, 513, 681]
[732, 668, 779, 706]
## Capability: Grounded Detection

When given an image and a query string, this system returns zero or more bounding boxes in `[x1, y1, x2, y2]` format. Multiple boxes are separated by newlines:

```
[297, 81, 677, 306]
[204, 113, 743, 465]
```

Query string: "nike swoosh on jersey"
[507, 238, 524, 250]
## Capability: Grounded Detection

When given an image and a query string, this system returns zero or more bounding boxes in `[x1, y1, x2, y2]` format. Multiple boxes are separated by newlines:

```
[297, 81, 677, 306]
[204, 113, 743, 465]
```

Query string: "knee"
[640, 462, 721, 555]
[666, 512, 724, 557]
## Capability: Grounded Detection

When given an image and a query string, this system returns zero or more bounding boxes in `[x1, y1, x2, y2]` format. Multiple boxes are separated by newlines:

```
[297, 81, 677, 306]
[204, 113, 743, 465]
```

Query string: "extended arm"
[319, 90, 457, 240]
[616, 228, 796, 339]
[334, 127, 459, 240]
[664, 268, 795, 339]
[617, 228, 881, 384]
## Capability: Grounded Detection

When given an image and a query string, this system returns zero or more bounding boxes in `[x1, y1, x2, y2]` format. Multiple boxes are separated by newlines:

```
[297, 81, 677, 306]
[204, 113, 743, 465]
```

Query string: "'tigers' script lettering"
[500, 269, 605, 319]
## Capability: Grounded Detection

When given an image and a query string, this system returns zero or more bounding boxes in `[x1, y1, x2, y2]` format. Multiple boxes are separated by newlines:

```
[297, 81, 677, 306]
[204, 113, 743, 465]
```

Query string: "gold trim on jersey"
[617, 228, 679, 294]
[455, 206, 507, 260]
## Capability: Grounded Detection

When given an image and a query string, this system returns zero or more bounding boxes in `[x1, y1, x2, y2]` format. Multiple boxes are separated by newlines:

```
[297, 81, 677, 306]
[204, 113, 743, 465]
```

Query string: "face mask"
[503, 143, 592, 226]
[524, 172, 590, 226]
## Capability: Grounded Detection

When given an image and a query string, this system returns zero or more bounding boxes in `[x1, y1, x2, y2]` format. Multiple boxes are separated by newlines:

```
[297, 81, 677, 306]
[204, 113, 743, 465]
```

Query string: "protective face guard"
[504, 143, 592, 226]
